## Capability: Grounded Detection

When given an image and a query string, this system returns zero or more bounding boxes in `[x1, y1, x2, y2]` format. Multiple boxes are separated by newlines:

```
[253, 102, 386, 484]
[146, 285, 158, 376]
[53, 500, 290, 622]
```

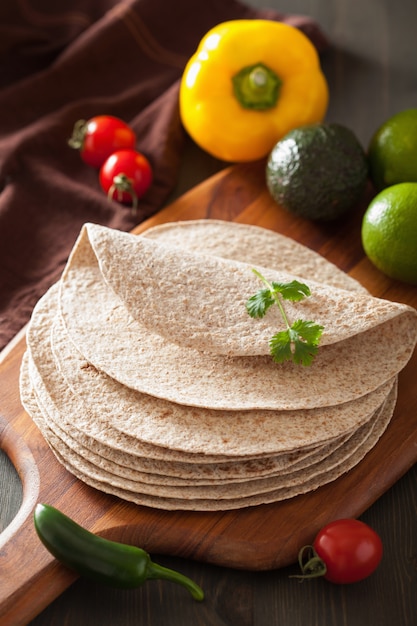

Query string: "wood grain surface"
[2, 1, 417, 624]
[0, 159, 416, 625]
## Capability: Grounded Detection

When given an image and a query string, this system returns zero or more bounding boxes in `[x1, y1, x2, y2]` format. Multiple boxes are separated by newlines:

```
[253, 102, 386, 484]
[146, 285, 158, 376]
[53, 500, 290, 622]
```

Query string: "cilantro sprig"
[246, 269, 324, 366]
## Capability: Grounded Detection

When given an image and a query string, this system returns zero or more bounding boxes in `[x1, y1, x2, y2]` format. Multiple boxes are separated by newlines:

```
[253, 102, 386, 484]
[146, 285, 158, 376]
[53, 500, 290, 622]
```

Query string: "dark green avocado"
[266, 123, 369, 221]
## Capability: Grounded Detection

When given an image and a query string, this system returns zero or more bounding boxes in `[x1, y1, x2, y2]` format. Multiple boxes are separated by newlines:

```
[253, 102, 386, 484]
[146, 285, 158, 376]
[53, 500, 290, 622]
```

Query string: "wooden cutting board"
[1, 160, 417, 625]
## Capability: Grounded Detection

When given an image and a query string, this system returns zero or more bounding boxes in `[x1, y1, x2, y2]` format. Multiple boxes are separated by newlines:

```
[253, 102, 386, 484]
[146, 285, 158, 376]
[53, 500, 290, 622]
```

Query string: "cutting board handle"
[0, 415, 76, 625]
[1, 164, 417, 624]
[0, 414, 39, 548]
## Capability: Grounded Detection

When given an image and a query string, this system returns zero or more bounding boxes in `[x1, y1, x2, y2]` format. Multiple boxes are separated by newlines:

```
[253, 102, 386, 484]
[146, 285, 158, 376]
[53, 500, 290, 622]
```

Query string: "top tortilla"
[140, 220, 367, 293]
[58, 221, 417, 411]
[81, 222, 415, 355]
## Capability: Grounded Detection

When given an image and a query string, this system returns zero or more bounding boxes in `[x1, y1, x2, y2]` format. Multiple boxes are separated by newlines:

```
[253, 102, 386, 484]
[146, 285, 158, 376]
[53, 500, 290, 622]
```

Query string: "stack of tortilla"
[20, 220, 417, 510]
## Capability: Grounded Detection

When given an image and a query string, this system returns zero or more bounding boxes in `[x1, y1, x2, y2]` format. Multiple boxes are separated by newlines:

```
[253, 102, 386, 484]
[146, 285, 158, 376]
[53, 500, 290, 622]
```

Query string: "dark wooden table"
[1, 0, 417, 624]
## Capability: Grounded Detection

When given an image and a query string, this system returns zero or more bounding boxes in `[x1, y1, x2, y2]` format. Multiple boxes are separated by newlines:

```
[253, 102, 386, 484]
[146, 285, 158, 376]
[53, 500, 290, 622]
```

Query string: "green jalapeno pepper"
[34, 503, 204, 601]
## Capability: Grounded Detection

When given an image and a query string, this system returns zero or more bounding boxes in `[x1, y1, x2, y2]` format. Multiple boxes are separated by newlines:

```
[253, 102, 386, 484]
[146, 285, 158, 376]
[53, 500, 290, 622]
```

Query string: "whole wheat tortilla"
[21, 359, 397, 510]
[57, 222, 417, 410]
[26, 346, 341, 485]
[24, 330, 367, 486]
[27, 282, 395, 458]
[25, 284, 346, 478]
[23, 353, 363, 488]
[141, 220, 367, 293]
[28, 371, 387, 499]
[81, 222, 414, 355]
[20, 219, 415, 511]
[53, 307, 395, 453]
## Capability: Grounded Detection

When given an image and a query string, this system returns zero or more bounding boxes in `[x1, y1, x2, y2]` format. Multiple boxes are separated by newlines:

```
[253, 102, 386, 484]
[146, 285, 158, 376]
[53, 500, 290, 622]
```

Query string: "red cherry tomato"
[99, 149, 153, 211]
[69, 115, 136, 168]
[298, 519, 383, 584]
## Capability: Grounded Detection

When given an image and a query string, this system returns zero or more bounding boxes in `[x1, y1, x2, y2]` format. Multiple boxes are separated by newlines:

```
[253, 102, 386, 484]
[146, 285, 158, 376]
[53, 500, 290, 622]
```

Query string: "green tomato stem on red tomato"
[108, 173, 139, 214]
[99, 149, 153, 215]
[68, 115, 136, 168]
[295, 545, 328, 579]
[292, 518, 383, 584]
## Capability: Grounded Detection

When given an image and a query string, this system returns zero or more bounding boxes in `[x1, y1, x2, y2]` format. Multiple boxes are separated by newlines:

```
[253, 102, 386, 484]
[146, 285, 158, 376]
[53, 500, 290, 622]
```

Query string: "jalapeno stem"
[146, 561, 205, 600]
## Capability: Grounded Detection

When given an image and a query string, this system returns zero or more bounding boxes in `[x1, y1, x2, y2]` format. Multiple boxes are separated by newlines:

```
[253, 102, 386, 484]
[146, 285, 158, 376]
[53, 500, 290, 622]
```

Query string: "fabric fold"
[0, 0, 329, 350]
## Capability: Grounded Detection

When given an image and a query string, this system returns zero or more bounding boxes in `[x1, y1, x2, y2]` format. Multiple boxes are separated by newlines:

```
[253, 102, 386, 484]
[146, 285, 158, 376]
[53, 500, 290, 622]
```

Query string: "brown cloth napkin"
[0, 0, 328, 350]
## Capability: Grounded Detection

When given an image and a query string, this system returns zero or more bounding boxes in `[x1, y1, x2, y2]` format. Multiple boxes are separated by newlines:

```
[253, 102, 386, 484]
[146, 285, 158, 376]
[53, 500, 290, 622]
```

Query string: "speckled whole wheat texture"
[29, 283, 395, 457]
[23, 353, 383, 495]
[20, 356, 397, 510]
[142, 220, 368, 293]
[27, 351, 355, 486]
[84, 222, 416, 355]
[19, 220, 415, 510]
[24, 288, 353, 484]
[57, 223, 417, 410]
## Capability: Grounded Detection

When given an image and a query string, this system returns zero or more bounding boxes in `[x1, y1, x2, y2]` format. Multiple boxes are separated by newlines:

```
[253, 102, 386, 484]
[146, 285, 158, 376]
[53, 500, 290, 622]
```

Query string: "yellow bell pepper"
[179, 19, 329, 162]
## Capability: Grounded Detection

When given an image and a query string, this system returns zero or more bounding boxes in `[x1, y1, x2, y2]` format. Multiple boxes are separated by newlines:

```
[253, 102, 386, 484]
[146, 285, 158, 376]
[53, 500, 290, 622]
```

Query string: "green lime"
[361, 182, 417, 285]
[368, 108, 417, 190]
[266, 123, 368, 221]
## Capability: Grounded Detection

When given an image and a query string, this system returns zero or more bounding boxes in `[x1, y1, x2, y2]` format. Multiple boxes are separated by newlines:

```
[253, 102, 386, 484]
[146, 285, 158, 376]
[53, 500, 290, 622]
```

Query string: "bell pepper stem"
[146, 560, 205, 601]
[232, 63, 282, 110]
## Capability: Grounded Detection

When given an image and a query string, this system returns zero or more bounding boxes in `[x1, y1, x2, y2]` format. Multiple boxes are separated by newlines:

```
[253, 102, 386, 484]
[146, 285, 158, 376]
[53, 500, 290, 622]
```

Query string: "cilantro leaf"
[269, 322, 323, 366]
[289, 321, 323, 366]
[291, 319, 324, 345]
[268, 330, 293, 363]
[246, 270, 324, 367]
[245, 288, 275, 318]
[271, 280, 311, 301]
[291, 336, 319, 367]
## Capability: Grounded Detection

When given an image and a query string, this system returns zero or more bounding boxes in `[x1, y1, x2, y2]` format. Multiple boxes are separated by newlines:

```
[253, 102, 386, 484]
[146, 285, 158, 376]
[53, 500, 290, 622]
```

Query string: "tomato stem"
[107, 173, 138, 216]
[290, 545, 327, 580]
[68, 119, 88, 150]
